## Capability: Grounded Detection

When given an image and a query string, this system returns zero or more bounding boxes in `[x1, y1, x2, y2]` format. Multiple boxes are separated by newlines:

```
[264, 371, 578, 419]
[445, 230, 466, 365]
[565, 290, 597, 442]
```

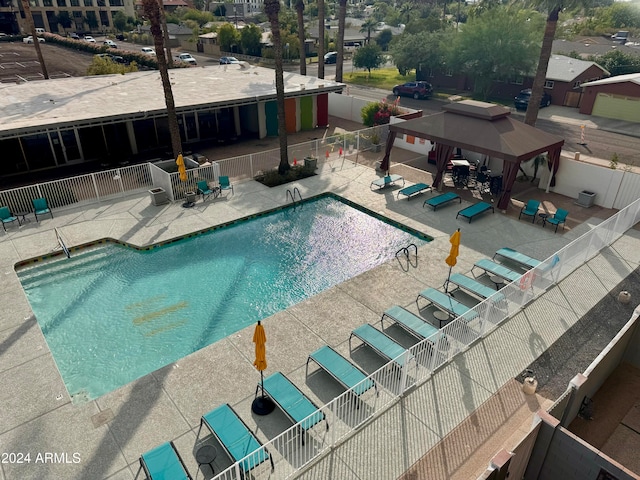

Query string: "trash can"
[304, 157, 318, 170]
[577, 190, 596, 208]
[148, 187, 168, 206]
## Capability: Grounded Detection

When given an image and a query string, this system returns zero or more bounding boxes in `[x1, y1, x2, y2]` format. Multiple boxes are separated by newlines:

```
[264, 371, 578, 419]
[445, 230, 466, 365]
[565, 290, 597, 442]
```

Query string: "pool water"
[17, 195, 430, 402]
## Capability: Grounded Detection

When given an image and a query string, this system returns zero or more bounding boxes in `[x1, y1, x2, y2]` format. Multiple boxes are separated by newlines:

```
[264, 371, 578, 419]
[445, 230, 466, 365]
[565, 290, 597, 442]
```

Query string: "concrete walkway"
[0, 156, 637, 480]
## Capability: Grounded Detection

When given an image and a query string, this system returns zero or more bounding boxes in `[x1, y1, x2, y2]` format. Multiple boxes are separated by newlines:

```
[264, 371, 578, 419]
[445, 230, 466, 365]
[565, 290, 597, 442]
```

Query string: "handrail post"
[399, 350, 409, 394]
[91, 173, 100, 202]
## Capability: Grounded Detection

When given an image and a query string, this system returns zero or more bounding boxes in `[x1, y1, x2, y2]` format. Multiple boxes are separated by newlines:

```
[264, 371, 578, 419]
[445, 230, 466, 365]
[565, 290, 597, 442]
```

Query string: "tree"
[218, 23, 240, 52]
[113, 11, 128, 32]
[264, 0, 290, 174]
[591, 49, 640, 75]
[335, 0, 347, 82]
[375, 28, 393, 51]
[295, 0, 306, 75]
[318, 0, 325, 79]
[353, 44, 384, 77]
[525, 0, 592, 126]
[450, 6, 541, 99]
[88, 57, 139, 75]
[141, 0, 182, 158]
[240, 24, 262, 56]
[85, 11, 99, 30]
[56, 11, 73, 33]
[390, 31, 445, 77]
[360, 18, 378, 44]
[20, 0, 48, 79]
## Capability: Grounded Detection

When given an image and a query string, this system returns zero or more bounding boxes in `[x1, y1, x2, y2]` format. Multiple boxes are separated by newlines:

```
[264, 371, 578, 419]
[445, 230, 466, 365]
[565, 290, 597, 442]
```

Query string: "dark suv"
[514, 89, 552, 110]
[392, 81, 433, 99]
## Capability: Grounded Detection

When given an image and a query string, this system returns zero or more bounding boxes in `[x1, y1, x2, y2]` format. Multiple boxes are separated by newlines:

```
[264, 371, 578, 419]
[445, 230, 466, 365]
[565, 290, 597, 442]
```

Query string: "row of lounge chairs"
[1, 198, 53, 231]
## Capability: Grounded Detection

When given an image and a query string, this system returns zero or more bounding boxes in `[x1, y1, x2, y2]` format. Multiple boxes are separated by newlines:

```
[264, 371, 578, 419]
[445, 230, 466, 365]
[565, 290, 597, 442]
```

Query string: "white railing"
[210, 197, 640, 480]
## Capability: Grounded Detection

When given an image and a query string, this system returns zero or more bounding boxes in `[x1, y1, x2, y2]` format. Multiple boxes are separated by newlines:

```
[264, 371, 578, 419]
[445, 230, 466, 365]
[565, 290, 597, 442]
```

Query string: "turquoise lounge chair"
[32, 197, 53, 222]
[0, 206, 19, 231]
[471, 258, 522, 283]
[196, 180, 216, 201]
[545, 208, 568, 233]
[493, 248, 541, 269]
[423, 192, 461, 211]
[456, 202, 494, 223]
[139, 441, 192, 480]
[349, 324, 413, 368]
[446, 273, 506, 304]
[415, 287, 479, 327]
[219, 176, 234, 195]
[370, 174, 404, 190]
[518, 199, 540, 223]
[261, 372, 327, 443]
[199, 403, 274, 474]
[380, 306, 440, 341]
[306, 345, 376, 397]
[397, 183, 431, 200]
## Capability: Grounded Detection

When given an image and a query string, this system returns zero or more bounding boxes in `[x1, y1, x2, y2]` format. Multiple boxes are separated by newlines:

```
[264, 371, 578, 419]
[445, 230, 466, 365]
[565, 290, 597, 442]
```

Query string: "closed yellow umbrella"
[251, 321, 275, 415]
[444, 228, 461, 292]
[176, 153, 187, 183]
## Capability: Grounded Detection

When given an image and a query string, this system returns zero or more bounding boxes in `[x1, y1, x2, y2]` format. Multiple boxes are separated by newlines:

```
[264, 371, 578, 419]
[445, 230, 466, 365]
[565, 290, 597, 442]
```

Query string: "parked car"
[219, 56, 240, 64]
[392, 81, 433, 99]
[69, 32, 80, 40]
[104, 39, 117, 48]
[141, 47, 155, 56]
[96, 53, 128, 65]
[514, 89, 552, 110]
[23, 36, 45, 44]
[84, 35, 96, 43]
[323, 51, 337, 64]
[176, 53, 197, 65]
[115, 34, 125, 41]
[35, 28, 45, 35]
[611, 31, 629, 43]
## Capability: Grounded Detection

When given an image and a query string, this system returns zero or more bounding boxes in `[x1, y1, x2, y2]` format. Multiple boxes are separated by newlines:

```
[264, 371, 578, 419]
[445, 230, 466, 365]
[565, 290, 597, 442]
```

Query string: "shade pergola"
[381, 100, 565, 210]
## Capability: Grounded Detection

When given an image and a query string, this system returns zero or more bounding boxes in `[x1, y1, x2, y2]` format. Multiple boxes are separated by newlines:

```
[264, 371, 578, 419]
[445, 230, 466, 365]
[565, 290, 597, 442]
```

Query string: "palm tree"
[20, 0, 48, 79]
[524, 4, 561, 126]
[335, 0, 347, 82]
[158, 0, 173, 68]
[265, 0, 290, 174]
[142, 0, 182, 158]
[318, 0, 325, 79]
[296, 0, 306, 75]
[360, 18, 377, 45]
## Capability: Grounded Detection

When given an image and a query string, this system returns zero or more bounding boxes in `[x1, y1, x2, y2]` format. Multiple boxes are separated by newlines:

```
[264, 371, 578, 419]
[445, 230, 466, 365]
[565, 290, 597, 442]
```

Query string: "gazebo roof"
[389, 100, 564, 163]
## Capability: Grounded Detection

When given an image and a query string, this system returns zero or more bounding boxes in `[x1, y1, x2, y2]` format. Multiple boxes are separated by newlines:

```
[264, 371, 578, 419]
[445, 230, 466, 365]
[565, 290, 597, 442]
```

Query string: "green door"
[300, 96, 313, 130]
[265, 101, 279, 136]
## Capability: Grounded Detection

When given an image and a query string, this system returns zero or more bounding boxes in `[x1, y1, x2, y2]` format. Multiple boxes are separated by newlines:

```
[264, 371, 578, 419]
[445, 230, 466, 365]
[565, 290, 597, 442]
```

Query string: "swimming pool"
[17, 195, 430, 402]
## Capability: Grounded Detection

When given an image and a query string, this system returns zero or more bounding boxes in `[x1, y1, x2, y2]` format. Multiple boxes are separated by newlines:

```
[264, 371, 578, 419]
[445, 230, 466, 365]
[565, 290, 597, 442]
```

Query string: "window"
[57, 0, 66, 5]
[73, 10, 82, 17]
[83, 0, 92, 6]
[511, 76, 523, 85]
[42, 0, 52, 5]
[29, 0, 39, 6]
[109, 0, 124, 5]
[544, 80, 554, 89]
[70, 0, 79, 5]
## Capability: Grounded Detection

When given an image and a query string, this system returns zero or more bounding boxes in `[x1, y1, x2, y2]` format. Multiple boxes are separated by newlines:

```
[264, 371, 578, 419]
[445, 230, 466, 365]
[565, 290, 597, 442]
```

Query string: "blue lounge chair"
[545, 208, 569, 233]
[446, 273, 506, 304]
[219, 176, 234, 195]
[199, 403, 274, 475]
[415, 287, 479, 327]
[380, 306, 440, 341]
[139, 441, 192, 480]
[349, 324, 413, 368]
[397, 183, 431, 200]
[0, 206, 19, 231]
[456, 202, 494, 223]
[493, 248, 541, 269]
[423, 192, 461, 211]
[260, 371, 327, 441]
[306, 345, 376, 397]
[471, 259, 522, 284]
[519, 199, 540, 223]
[370, 174, 404, 190]
[196, 180, 216, 201]
[32, 198, 53, 222]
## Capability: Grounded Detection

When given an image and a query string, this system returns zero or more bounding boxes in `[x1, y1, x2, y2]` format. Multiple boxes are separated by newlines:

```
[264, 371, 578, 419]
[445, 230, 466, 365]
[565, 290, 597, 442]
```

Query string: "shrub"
[361, 98, 402, 127]
[254, 164, 316, 187]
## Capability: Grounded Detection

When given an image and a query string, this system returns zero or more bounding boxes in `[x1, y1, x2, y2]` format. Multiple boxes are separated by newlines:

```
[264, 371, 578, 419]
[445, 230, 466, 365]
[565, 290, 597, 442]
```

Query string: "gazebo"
[381, 100, 565, 210]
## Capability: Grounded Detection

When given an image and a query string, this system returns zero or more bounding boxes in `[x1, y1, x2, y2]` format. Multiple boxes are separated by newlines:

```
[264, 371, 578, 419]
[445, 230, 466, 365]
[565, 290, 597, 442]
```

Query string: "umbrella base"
[181, 201, 195, 208]
[251, 396, 275, 415]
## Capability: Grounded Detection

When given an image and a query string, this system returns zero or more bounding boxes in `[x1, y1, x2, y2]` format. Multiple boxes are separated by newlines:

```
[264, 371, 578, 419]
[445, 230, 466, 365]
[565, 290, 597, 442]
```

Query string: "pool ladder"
[286, 187, 303, 204]
[55, 228, 71, 259]
[395, 243, 417, 260]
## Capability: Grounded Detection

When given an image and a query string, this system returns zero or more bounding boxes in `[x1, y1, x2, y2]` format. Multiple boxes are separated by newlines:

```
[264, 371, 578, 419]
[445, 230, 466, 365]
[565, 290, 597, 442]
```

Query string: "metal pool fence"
[210, 197, 640, 480]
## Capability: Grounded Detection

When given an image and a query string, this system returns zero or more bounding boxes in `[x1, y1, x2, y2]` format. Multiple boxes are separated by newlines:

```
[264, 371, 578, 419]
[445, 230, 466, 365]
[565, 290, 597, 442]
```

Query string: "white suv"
[176, 53, 197, 65]
[141, 47, 155, 56]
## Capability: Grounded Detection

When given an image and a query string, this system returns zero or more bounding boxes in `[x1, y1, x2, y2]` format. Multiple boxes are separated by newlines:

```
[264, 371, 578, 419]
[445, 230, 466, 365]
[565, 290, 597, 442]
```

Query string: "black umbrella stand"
[251, 370, 275, 415]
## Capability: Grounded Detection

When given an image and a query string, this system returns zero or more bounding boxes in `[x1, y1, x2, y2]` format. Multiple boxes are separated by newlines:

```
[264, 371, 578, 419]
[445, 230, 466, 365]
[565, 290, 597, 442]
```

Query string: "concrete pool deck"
[0, 156, 638, 480]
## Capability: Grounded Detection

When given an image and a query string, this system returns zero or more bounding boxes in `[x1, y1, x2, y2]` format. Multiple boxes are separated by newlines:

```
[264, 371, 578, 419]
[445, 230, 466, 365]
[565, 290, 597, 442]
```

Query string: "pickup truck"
[176, 53, 197, 65]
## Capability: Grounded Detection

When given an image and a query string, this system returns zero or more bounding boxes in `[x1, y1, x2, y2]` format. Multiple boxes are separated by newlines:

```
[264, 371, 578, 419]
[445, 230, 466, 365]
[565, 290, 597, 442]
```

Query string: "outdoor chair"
[518, 199, 540, 223]
[306, 345, 377, 398]
[138, 441, 192, 480]
[349, 324, 413, 369]
[493, 247, 541, 269]
[219, 176, 234, 195]
[380, 306, 440, 342]
[0, 206, 19, 231]
[196, 180, 215, 202]
[545, 208, 569, 232]
[32, 197, 53, 222]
